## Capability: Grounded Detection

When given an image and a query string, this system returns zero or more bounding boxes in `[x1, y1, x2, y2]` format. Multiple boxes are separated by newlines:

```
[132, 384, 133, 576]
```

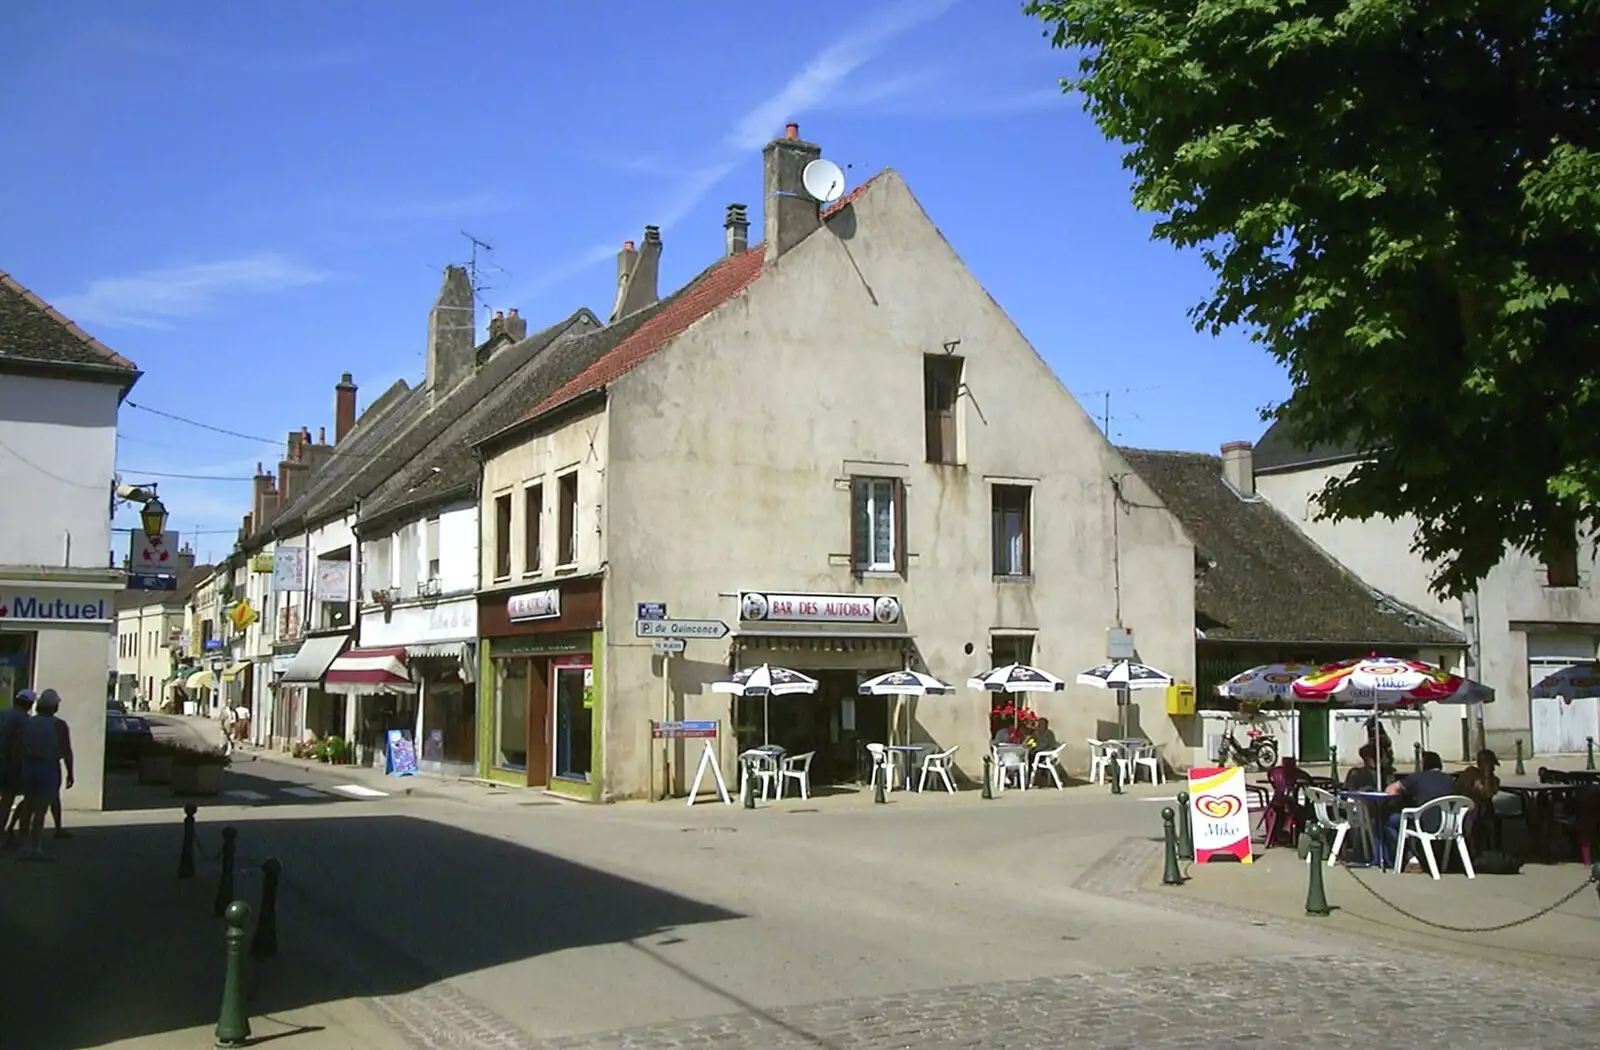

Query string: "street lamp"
[139, 496, 168, 538]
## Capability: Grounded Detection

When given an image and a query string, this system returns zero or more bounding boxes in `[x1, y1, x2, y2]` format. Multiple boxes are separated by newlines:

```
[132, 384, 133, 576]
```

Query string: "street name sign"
[635, 618, 730, 639]
[651, 637, 686, 653]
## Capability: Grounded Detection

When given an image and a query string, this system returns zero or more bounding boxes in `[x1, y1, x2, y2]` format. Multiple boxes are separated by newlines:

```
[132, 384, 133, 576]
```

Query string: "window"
[557, 472, 578, 566]
[1543, 532, 1580, 588]
[850, 476, 904, 574]
[424, 516, 441, 582]
[493, 493, 513, 580]
[991, 484, 1032, 577]
[990, 633, 1035, 667]
[923, 354, 963, 464]
[524, 483, 544, 575]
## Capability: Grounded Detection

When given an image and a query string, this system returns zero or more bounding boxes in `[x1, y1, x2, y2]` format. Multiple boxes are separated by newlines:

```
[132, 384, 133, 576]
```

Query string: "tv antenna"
[460, 231, 509, 304]
[1077, 386, 1162, 440]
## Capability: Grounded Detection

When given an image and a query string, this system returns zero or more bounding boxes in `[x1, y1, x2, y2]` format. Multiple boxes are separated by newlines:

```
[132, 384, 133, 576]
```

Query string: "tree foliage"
[1024, 0, 1600, 598]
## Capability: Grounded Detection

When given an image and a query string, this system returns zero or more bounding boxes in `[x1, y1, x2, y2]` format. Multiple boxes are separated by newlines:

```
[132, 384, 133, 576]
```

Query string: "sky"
[1, 0, 1290, 564]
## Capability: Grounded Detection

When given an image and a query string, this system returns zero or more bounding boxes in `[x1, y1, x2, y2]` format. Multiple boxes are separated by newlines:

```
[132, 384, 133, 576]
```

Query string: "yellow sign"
[249, 552, 274, 573]
[227, 598, 258, 630]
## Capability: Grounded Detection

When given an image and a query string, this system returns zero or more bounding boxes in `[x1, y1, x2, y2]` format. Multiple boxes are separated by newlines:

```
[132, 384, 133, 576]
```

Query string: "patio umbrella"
[966, 664, 1067, 693]
[1216, 663, 1319, 762]
[711, 664, 818, 745]
[859, 669, 953, 744]
[1292, 656, 1493, 768]
[1531, 662, 1600, 700]
[1077, 660, 1174, 738]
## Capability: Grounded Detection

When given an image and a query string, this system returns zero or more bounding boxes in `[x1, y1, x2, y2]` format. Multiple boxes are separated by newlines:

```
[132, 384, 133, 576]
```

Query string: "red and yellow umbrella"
[1291, 656, 1488, 706]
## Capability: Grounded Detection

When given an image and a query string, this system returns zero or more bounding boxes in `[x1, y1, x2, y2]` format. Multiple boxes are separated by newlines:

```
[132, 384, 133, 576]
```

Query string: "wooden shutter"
[893, 478, 907, 576]
[849, 477, 866, 575]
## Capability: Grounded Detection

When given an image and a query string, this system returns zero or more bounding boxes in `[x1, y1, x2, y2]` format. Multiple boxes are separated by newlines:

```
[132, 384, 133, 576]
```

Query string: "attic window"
[1544, 532, 1580, 588]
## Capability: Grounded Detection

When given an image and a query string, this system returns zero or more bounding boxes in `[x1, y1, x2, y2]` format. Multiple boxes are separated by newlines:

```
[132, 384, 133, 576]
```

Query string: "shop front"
[274, 631, 349, 746]
[477, 576, 602, 800]
[350, 596, 479, 777]
[730, 590, 914, 786]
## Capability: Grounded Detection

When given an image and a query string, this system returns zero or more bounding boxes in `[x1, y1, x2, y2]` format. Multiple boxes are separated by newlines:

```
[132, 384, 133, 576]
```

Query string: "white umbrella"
[1531, 662, 1600, 700]
[1077, 660, 1173, 738]
[712, 664, 818, 745]
[1215, 662, 1319, 764]
[966, 664, 1066, 693]
[859, 669, 953, 744]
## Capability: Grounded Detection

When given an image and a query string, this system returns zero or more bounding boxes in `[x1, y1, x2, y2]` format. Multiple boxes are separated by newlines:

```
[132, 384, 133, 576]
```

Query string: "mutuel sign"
[0, 591, 113, 624]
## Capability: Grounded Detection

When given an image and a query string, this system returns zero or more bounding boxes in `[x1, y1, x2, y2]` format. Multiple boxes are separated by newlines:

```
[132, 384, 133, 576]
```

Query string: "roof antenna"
[461, 231, 512, 331]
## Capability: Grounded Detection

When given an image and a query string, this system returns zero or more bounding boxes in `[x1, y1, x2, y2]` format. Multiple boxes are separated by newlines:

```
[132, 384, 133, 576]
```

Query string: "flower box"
[138, 752, 173, 785]
[170, 761, 224, 796]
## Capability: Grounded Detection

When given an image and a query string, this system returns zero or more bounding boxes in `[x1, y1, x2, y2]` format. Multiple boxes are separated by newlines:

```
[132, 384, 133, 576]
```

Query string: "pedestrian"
[15, 688, 71, 861]
[0, 688, 34, 850]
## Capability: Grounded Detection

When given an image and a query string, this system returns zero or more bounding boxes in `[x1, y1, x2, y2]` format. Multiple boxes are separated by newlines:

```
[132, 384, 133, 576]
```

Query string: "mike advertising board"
[1185, 765, 1252, 864]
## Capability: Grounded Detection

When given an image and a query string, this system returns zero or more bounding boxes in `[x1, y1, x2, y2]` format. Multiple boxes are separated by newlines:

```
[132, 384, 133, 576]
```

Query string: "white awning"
[279, 633, 350, 685]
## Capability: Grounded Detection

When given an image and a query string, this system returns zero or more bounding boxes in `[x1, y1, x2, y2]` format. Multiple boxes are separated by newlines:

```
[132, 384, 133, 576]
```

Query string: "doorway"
[492, 656, 550, 786]
[733, 669, 891, 785]
[552, 657, 593, 781]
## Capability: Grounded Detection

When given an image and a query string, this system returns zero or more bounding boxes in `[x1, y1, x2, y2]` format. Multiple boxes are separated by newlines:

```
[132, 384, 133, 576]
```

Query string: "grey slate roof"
[1118, 447, 1464, 646]
[0, 268, 140, 380]
[113, 564, 215, 612]
[1252, 416, 1363, 473]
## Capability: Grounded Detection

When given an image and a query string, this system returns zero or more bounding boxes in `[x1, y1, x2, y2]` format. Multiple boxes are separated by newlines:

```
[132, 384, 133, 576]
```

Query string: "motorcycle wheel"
[1254, 742, 1278, 771]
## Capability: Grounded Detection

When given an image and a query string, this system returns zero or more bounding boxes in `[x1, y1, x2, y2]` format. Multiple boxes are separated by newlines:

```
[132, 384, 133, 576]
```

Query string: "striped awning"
[323, 647, 415, 696]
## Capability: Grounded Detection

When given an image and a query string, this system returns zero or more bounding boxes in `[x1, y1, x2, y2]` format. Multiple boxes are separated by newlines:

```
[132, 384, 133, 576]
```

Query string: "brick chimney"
[763, 122, 821, 264]
[1221, 441, 1255, 497]
[251, 463, 278, 529]
[503, 307, 527, 341]
[724, 203, 749, 255]
[334, 372, 357, 442]
[610, 226, 662, 321]
[425, 265, 476, 398]
[276, 430, 311, 507]
[303, 427, 333, 475]
[487, 310, 506, 342]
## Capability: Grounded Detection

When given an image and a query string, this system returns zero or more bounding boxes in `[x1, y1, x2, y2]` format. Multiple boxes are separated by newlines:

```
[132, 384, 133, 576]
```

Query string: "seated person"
[1384, 750, 1458, 866]
[1455, 749, 1501, 850]
[1344, 743, 1382, 791]
[992, 723, 1021, 746]
[1028, 717, 1059, 753]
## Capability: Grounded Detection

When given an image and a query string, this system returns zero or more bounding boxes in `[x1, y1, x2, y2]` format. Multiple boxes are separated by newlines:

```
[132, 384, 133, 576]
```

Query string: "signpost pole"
[661, 652, 673, 800]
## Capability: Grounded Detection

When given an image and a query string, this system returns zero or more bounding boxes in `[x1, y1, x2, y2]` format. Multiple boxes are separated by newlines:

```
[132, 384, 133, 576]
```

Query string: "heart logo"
[1195, 794, 1241, 819]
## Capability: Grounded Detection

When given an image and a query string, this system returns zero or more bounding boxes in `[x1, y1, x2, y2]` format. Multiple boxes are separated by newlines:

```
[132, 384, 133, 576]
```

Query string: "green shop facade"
[476, 574, 603, 801]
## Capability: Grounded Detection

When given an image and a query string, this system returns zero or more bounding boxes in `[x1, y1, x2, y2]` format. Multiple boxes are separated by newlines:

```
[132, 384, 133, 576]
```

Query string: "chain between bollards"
[1175, 790, 1193, 858]
[250, 858, 281, 959]
[1160, 807, 1183, 885]
[1515, 738, 1526, 775]
[1328, 745, 1339, 784]
[178, 803, 198, 880]
[981, 752, 993, 800]
[213, 826, 237, 918]
[1305, 826, 1331, 916]
[214, 900, 252, 1047]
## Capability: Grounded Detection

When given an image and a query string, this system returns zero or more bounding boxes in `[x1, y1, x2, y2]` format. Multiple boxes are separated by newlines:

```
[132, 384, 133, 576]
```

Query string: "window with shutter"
[557, 472, 578, 566]
[523, 483, 543, 575]
[493, 493, 513, 580]
[923, 355, 963, 464]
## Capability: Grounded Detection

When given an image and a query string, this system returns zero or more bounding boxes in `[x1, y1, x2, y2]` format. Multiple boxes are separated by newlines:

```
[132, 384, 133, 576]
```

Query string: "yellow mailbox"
[1165, 681, 1196, 716]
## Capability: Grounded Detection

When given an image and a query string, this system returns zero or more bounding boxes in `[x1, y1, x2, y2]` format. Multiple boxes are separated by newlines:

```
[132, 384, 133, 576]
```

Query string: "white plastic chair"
[777, 750, 815, 800]
[738, 749, 779, 801]
[918, 746, 959, 793]
[1086, 738, 1113, 785]
[1030, 743, 1068, 789]
[993, 745, 1028, 793]
[1394, 794, 1476, 879]
[1305, 786, 1371, 866]
[866, 743, 894, 793]
[1129, 742, 1163, 785]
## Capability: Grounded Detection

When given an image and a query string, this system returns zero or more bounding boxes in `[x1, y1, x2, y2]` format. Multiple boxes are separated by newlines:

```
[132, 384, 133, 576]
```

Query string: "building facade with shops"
[470, 126, 1197, 802]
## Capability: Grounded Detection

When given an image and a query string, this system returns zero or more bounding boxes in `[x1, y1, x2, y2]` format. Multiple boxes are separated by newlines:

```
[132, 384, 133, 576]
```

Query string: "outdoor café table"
[1499, 781, 1576, 860]
[738, 746, 784, 797]
[885, 743, 927, 791]
[991, 743, 1030, 791]
[1338, 790, 1394, 869]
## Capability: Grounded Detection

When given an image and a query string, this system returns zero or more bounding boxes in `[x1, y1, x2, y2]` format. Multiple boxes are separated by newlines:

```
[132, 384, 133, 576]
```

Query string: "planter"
[170, 762, 224, 796]
[138, 753, 173, 785]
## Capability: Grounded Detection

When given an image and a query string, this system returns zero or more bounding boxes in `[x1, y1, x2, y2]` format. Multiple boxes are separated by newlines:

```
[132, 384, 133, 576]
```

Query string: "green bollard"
[1175, 790, 1193, 858]
[1413, 742, 1423, 773]
[178, 804, 198, 880]
[250, 858, 281, 959]
[1161, 807, 1183, 885]
[1110, 753, 1123, 796]
[213, 827, 237, 918]
[1515, 739, 1526, 775]
[981, 753, 993, 800]
[742, 767, 756, 809]
[1587, 737, 1595, 772]
[1328, 745, 1339, 784]
[214, 900, 252, 1047]
[1305, 827, 1331, 916]
[873, 760, 887, 804]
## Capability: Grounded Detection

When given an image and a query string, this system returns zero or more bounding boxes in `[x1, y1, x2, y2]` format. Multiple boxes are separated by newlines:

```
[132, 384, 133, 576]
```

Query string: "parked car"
[106, 714, 154, 766]
[107, 698, 128, 714]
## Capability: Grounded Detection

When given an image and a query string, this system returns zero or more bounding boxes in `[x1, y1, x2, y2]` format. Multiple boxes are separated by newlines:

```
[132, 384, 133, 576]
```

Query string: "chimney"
[763, 122, 822, 265]
[724, 203, 749, 255]
[1221, 441, 1255, 497]
[488, 310, 506, 342]
[241, 511, 254, 537]
[425, 265, 476, 398]
[251, 464, 278, 529]
[317, 426, 326, 445]
[610, 227, 662, 321]
[503, 307, 526, 342]
[334, 372, 357, 443]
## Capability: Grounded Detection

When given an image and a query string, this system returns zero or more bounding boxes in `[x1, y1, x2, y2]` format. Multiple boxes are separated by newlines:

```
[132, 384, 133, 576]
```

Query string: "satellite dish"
[801, 158, 846, 203]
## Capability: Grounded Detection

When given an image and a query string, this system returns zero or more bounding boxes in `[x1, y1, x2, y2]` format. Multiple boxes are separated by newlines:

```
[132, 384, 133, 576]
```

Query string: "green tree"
[1025, 0, 1600, 598]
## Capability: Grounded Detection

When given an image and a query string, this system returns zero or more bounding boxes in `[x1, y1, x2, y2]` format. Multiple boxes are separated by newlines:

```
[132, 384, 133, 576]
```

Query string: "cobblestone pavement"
[534, 955, 1600, 1050]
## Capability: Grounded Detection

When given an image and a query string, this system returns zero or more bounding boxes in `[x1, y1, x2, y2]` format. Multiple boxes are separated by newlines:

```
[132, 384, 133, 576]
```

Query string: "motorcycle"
[1216, 721, 1279, 771]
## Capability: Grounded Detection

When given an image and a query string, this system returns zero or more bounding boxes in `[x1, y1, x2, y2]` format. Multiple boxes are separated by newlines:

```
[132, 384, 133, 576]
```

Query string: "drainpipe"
[1462, 590, 1485, 758]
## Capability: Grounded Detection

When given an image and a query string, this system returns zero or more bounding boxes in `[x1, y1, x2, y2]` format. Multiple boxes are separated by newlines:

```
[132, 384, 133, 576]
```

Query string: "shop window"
[990, 633, 1035, 668]
[850, 476, 905, 574]
[553, 659, 593, 781]
[557, 472, 578, 566]
[923, 354, 963, 464]
[494, 658, 529, 771]
[0, 631, 34, 699]
[524, 483, 543, 575]
[493, 493, 513, 580]
[991, 484, 1032, 577]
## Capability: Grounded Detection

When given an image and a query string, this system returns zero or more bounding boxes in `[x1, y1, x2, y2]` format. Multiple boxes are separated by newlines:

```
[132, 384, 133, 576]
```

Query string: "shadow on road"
[1, 811, 741, 1049]
[102, 763, 369, 813]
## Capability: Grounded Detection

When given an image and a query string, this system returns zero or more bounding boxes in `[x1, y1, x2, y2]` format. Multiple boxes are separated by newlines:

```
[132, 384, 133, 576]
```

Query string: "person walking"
[15, 688, 71, 861]
[0, 688, 34, 850]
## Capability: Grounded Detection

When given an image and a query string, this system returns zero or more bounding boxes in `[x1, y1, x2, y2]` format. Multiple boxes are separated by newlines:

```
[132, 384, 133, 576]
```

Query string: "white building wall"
[0, 374, 119, 569]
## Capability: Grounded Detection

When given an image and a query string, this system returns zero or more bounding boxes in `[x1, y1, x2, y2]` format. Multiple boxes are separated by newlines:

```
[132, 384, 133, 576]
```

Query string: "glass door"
[494, 658, 529, 771]
[552, 658, 593, 781]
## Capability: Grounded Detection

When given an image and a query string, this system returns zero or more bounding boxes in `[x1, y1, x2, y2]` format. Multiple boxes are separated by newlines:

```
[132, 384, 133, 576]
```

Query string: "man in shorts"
[16, 688, 70, 861]
[0, 688, 35, 850]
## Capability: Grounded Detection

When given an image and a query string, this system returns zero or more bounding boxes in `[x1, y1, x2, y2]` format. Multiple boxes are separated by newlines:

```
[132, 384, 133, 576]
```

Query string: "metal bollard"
[213, 826, 237, 918]
[1305, 826, 1331, 916]
[1515, 738, 1526, 775]
[1161, 807, 1183, 885]
[1588, 737, 1595, 772]
[178, 803, 198, 880]
[981, 753, 993, 800]
[1109, 754, 1123, 796]
[742, 767, 756, 809]
[214, 900, 252, 1047]
[1175, 790, 1193, 858]
[250, 858, 281, 959]
[873, 759, 887, 804]
[1412, 741, 1423, 773]
[1328, 745, 1338, 784]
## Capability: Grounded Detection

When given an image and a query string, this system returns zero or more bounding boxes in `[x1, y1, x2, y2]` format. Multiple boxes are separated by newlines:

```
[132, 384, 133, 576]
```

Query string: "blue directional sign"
[637, 602, 668, 620]
[128, 574, 178, 591]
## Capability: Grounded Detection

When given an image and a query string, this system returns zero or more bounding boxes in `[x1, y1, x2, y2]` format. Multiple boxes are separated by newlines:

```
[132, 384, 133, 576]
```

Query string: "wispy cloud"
[89, 22, 368, 74]
[56, 253, 332, 330]
[862, 85, 1069, 119]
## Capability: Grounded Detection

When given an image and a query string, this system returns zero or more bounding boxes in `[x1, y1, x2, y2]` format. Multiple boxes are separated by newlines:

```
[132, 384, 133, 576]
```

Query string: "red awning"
[323, 647, 413, 695]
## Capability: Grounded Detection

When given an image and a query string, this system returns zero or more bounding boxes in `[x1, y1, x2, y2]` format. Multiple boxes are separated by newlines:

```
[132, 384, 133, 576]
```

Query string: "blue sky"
[2, 0, 1289, 563]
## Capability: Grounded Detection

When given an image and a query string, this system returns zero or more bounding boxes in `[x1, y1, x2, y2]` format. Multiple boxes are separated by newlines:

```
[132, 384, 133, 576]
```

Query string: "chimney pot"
[334, 372, 358, 442]
[785, 122, 799, 139]
[611, 226, 662, 321]
[623, 239, 634, 251]
[256, 462, 264, 475]
[1220, 441, 1256, 497]
[508, 307, 518, 317]
[493, 310, 504, 319]
[318, 426, 326, 444]
[724, 202, 750, 256]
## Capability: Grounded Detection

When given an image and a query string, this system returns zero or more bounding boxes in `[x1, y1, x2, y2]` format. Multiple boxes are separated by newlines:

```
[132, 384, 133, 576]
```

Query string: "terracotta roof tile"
[516, 173, 883, 426]
[0, 268, 139, 373]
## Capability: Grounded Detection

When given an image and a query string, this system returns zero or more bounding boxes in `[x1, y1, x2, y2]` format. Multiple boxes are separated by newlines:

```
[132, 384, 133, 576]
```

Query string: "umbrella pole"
[763, 694, 770, 747]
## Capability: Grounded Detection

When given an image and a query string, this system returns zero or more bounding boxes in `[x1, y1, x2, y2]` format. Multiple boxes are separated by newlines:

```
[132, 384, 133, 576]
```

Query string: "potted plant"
[324, 735, 351, 765]
[137, 739, 181, 784]
[170, 745, 230, 796]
